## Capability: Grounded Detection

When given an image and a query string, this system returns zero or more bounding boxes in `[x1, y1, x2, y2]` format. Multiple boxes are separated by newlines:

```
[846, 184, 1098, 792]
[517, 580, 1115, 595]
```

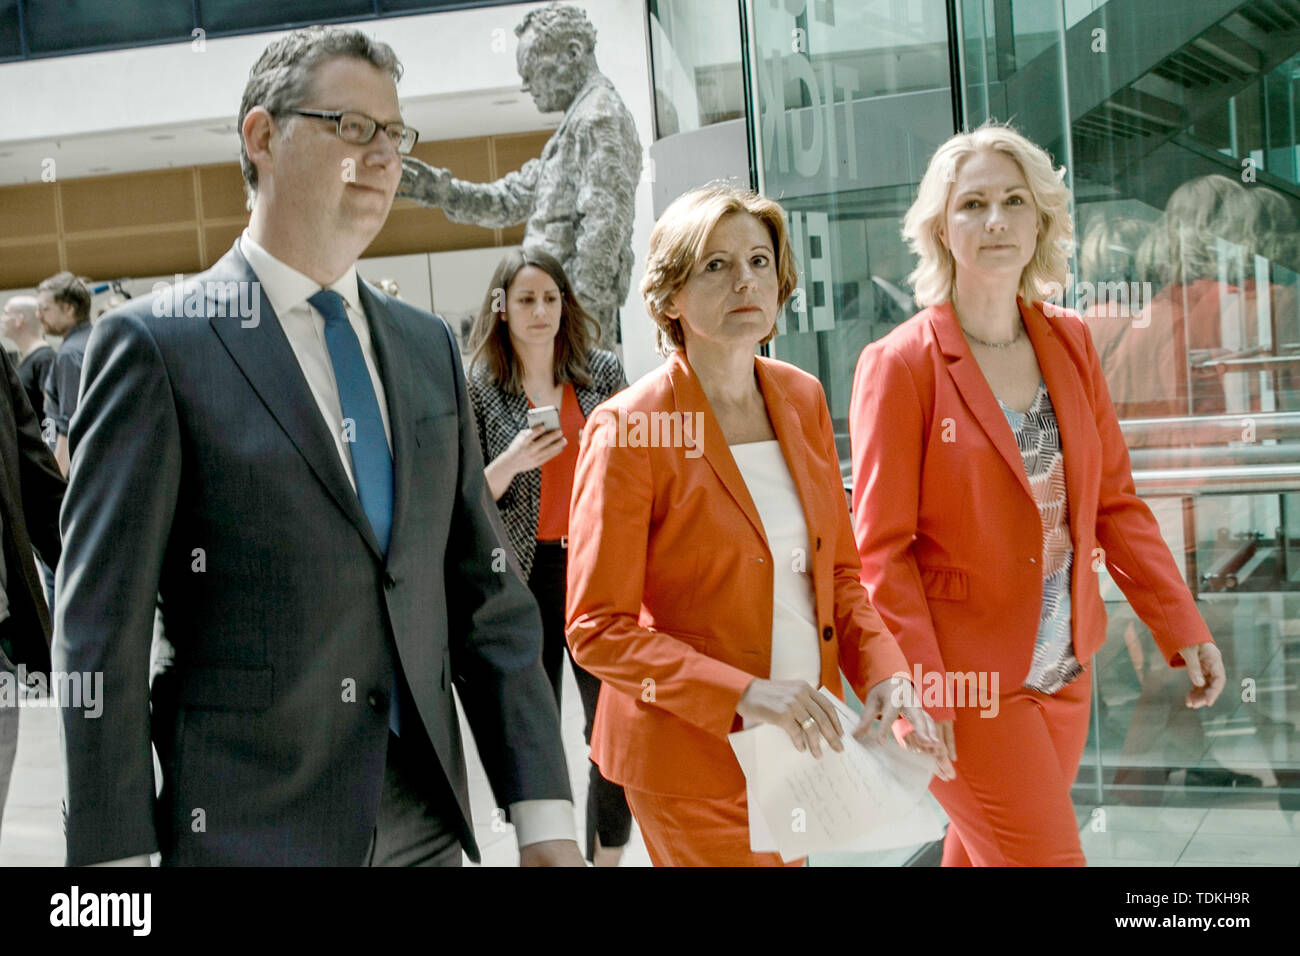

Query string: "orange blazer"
[849, 299, 1213, 722]
[566, 350, 910, 798]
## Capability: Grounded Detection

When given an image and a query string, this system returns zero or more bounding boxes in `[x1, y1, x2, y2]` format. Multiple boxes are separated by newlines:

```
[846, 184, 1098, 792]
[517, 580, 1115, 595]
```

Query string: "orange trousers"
[623, 785, 804, 867]
[930, 668, 1092, 866]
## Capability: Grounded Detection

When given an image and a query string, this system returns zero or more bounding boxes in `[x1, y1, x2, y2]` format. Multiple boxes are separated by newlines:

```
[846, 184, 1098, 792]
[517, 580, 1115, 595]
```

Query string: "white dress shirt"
[239, 232, 575, 852]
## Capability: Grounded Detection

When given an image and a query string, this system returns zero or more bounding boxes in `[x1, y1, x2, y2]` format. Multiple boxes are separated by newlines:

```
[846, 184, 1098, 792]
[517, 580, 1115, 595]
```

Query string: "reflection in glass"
[959, 0, 1300, 818]
[648, 0, 744, 138]
[749, 0, 954, 433]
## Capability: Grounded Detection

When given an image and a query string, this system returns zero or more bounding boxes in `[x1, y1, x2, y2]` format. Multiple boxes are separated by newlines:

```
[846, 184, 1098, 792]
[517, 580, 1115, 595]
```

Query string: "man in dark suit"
[0, 347, 64, 834]
[1, 295, 59, 616]
[55, 26, 582, 866]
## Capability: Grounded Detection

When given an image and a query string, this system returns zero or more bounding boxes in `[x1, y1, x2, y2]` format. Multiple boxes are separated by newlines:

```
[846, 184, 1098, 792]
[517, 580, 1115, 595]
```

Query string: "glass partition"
[648, 0, 746, 139]
[747, 0, 956, 446]
[958, 0, 1300, 852]
[736, 0, 1300, 861]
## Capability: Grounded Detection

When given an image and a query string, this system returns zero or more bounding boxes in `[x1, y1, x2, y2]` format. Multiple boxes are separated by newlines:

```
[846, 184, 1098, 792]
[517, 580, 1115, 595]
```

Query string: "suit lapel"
[1021, 300, 1088, 547]
[360, 281, 415, 563]
[667, 351, 767, 548]
[205, 244, 382, 560]
[931, 302, 1033, 500]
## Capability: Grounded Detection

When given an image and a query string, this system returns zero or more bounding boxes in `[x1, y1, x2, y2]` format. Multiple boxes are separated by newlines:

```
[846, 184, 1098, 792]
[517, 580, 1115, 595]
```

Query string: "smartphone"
[526, 405, 561, 432]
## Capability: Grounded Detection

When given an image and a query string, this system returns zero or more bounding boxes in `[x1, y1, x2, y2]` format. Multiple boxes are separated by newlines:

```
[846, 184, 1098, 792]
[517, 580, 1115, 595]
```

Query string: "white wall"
[0, 0, 661, 381]
[0, 0, 665, 382]
[4, 3, 543, 141]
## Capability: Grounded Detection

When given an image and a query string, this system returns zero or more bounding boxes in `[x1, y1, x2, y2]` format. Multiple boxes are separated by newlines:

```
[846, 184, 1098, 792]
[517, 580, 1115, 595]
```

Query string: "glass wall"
[748, 0, 956, 456]
[728, 0, 1300, 860]
[648, 0, 746, 138]
[957, 0, 1300, 835]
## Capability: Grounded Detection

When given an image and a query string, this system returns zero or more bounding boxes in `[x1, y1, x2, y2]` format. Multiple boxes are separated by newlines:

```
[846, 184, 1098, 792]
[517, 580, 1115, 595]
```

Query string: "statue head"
[515, 3, 597, 114]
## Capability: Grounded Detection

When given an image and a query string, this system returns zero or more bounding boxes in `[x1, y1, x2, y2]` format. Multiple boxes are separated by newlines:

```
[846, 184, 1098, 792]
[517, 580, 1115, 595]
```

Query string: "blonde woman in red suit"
[849, 123, 1227, 867]
[566, 184, 943, 866]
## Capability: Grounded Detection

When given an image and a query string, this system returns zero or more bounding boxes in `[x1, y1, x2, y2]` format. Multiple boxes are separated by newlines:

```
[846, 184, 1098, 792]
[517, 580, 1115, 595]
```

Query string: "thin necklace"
[961, 321, 1023, 350]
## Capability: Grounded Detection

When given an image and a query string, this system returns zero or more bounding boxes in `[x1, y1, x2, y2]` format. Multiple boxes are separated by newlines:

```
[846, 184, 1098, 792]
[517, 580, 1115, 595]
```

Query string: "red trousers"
[930, 668, 1092, 866]
[623, 786, 805, 867]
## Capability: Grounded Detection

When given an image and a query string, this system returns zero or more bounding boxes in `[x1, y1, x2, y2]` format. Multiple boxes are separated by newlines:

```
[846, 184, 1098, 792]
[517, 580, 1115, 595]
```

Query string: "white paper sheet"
[729, 688, 947, 861]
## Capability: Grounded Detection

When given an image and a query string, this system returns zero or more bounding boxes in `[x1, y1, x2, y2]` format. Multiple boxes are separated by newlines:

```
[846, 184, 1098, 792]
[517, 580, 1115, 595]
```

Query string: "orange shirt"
[534, 382, 585, 541]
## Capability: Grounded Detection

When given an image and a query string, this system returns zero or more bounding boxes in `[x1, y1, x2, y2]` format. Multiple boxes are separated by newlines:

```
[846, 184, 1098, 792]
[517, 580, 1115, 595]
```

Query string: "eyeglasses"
[288, 109, 420, 155]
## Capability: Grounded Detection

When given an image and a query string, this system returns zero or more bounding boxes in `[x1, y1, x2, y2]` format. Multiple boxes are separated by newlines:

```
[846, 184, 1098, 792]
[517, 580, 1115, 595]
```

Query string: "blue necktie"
[309, 289, 402, 733]
[309, 290, 394, 554]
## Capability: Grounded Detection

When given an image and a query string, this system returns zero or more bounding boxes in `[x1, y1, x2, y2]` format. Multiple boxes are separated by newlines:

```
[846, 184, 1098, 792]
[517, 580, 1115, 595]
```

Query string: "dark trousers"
[40, 558, 54, 620]
[364, 729, 462, 867]
[0, 621, 17, 836]
[528, 540, 632, 860]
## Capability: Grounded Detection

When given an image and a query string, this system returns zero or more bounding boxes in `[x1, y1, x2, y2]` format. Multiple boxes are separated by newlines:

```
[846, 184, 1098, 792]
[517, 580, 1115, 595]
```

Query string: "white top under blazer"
[730, 440, 821, 689]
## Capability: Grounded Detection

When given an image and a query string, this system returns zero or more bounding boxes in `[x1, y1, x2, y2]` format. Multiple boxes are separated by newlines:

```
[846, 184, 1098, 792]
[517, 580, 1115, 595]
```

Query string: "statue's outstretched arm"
[398, 155, 541, 229]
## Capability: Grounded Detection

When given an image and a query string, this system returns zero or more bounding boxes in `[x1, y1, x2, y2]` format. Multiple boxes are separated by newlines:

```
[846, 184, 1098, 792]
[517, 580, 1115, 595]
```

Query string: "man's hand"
[89, 854, 151, 866]
[397, 157, 452, 207]
[519, 839, 585, 867]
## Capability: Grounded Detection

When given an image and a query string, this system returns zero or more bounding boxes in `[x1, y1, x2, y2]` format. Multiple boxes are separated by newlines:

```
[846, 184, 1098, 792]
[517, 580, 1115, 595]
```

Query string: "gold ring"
[800, 717, 816, 730]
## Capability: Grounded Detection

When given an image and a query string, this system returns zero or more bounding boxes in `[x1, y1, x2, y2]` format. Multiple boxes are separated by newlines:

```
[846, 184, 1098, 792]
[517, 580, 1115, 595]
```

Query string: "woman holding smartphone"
[466, 248, 630, 866]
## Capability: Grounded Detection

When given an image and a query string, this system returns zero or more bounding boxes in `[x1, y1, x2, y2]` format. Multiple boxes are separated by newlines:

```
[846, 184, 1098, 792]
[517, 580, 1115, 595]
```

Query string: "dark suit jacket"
[0, 349, 63, 673]
[54, 242, 571, 866]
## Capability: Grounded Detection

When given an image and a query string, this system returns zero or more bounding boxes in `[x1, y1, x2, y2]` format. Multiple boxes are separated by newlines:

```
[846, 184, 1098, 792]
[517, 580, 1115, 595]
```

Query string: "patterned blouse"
[998, 381, 1084, 694]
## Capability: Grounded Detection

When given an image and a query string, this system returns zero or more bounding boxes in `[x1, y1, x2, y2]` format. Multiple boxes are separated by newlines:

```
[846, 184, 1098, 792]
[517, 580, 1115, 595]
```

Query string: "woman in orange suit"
[565, 184, 942, 867]
[850, 122, 1227, 867]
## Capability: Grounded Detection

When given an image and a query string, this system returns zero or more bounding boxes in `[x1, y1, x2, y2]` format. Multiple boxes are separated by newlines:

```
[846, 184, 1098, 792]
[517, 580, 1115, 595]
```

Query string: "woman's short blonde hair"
[640, 183, 799, 354]
[902, 121, 1073, 307]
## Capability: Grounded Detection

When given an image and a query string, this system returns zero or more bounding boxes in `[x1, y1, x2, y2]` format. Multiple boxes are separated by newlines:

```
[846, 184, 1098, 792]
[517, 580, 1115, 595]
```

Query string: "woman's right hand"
[902, 718, 957, 781]
[735, 679, 845, 758]
[501, 424, 567, 474]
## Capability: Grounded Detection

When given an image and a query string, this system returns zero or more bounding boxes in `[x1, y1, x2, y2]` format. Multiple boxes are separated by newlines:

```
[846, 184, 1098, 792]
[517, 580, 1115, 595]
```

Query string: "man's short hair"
[516, 2, 597, 54]
[237, 26, 403, 209]
[3, 295, 38, 327]
[36, 272, 91, 325]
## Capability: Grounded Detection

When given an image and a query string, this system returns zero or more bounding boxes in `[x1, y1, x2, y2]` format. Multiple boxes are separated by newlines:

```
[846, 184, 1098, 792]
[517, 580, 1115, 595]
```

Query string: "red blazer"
[566, 350, 910, 798]
[849, 300, 1213, 722]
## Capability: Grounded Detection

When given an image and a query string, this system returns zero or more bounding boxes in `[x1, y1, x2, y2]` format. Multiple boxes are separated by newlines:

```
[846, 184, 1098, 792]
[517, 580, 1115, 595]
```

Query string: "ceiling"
[0, 86, 560, 186]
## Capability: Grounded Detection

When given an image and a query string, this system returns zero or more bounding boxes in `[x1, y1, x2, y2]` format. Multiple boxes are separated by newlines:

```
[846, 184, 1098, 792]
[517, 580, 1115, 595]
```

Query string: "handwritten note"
[729, 688, 946, 861]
